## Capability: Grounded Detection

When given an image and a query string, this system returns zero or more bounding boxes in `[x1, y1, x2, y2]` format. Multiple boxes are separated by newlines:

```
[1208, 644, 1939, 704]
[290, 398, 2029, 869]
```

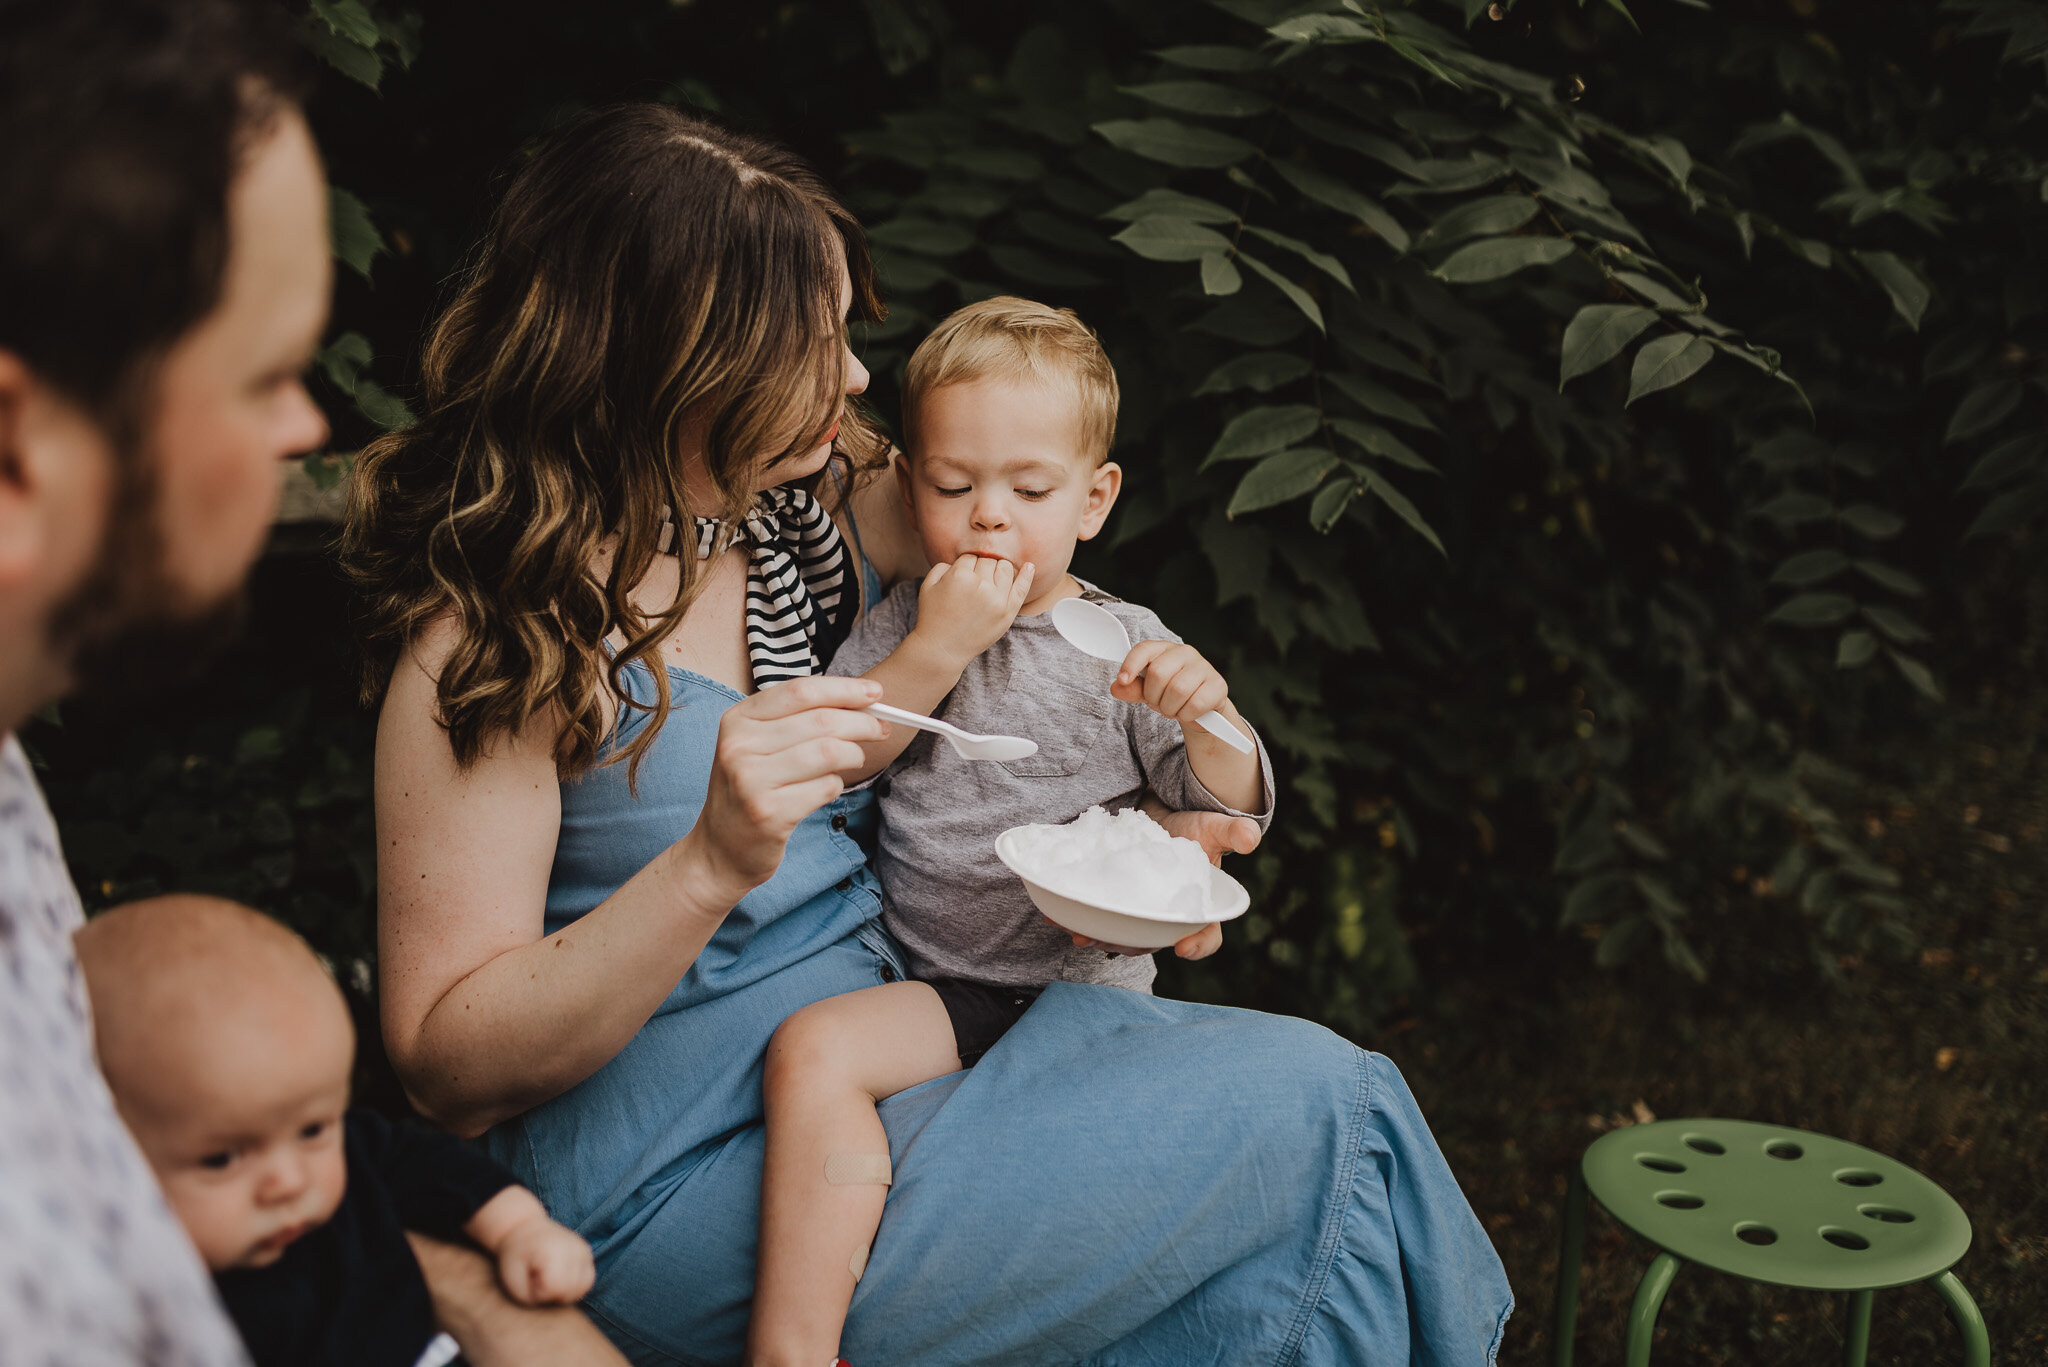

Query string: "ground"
[1376, 687, 2047, 1363]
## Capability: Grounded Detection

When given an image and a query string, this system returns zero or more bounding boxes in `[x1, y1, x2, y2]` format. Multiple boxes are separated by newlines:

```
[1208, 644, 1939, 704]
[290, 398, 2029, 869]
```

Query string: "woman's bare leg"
[745, 982, 961, 1367]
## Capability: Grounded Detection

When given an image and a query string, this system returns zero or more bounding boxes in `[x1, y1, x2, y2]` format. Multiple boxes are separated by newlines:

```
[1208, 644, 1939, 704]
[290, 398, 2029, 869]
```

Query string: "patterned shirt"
[0, 735, 248, 1366]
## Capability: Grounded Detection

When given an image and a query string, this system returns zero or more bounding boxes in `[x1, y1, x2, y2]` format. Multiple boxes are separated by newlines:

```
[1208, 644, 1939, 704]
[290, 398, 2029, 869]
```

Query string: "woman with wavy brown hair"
[348, 103, 1510, 1367]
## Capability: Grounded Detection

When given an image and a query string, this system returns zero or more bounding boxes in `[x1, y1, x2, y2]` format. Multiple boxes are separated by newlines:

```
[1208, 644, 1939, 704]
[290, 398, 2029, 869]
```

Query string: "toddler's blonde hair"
[903, 296, 1119, 463]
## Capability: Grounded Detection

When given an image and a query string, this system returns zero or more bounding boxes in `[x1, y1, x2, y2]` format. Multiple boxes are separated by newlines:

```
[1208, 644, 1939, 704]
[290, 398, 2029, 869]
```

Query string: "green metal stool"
[1552, 1118, 1988, 1366]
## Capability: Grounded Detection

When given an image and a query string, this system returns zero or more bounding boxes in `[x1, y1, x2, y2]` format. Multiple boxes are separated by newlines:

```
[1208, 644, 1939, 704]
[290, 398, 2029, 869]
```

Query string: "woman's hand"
[681, 676, 886, 903]
[1053, 807, 1261, 961]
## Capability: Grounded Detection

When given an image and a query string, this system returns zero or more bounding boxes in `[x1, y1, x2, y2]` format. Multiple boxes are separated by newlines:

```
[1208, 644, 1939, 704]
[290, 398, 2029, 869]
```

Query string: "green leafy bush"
[37, 0, 2047, 1040]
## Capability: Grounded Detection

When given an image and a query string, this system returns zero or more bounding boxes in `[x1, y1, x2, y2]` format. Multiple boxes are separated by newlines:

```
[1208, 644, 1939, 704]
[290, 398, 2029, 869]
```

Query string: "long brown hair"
[344, 105, 887, 780]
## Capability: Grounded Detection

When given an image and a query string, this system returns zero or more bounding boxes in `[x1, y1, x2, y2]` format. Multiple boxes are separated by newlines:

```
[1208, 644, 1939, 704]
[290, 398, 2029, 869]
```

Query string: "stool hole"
[1834, 1168, 1884, 1187]
[1655, 1191, 1705, 1210]
[1682, 1136, 1726, 1155]
[1764, 1140, 1804, 1160]
[1820, 1227, 1871, 1251]
[1734, 1223, 1778, 1246]
[1860, 1205, 1915, 1224]
[1636, 1155, 1687, 1174]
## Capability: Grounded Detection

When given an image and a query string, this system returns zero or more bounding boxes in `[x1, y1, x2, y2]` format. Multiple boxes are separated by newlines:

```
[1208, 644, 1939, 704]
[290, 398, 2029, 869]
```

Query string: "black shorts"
[923, 978, 1043, 1067]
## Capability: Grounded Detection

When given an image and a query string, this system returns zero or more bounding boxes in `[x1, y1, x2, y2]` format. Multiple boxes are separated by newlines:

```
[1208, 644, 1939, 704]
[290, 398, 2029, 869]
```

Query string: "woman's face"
[681, 263, 867, 509]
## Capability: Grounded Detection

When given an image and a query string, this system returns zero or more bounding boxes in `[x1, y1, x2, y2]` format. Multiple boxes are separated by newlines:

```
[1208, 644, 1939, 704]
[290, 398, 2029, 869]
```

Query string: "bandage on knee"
[823, 1152, 892, 1187]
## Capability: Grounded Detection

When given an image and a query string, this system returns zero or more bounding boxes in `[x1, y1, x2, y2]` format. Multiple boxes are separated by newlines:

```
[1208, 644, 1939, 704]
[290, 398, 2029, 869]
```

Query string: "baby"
[745, 297, 1274, 1367]
[75, 895, 595, 1367]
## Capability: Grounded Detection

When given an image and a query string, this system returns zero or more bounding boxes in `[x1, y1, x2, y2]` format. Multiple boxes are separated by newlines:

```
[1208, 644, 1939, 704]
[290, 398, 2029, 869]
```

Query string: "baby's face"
[124, 1002, 354, 1271]
[901, 377, 1120, 614]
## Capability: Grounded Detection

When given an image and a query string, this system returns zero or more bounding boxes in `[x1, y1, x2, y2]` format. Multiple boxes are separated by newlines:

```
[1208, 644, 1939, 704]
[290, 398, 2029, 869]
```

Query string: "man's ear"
[1077, 461, 1123, 542]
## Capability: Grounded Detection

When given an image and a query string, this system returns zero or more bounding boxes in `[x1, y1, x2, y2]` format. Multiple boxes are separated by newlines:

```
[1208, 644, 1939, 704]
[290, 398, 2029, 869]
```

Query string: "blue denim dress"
[482, 576, 1512, 1366]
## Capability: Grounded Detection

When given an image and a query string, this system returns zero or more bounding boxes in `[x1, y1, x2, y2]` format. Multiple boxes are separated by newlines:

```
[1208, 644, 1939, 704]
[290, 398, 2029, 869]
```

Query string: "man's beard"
[46, 440, 253, 702]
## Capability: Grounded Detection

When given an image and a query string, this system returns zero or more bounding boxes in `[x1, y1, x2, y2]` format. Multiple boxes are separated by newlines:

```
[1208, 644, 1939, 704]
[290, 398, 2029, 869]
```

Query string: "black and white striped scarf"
[686, 486, 852, 687]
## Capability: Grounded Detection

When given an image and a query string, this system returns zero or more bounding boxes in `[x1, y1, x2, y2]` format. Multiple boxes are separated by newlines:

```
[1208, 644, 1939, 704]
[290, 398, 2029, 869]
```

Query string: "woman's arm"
[377, 618, 884, 1137]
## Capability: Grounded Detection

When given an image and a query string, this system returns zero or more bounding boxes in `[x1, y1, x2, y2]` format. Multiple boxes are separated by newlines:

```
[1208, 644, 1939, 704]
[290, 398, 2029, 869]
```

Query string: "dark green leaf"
[310, 0, 380, 47]
[1888, 650, 1943, 701]
[1838, 504, 1905, 539]
[1362, 469, 1445, 554]
[868, 217, 975, 256]
[1861, 604, 1930, 644]
[300, 22, 382, 90]
[1851, 559, 1926, 597]
[1856, 250, 1931, 331]
[1111, 217, 1233, 262]
[1269, 162, 1410, 251]
[1562, 871, 1631, 925]
[1195, 352, 1312, 396]
[1753, 490, 1833, 525]
[1770, 548, 1849, 586]
[1243, 226, 1354, 291]
[1767, 593, 1857, 627]
[1200, 253, 1244, 295]
[1625, 334, 1714, 405]
[1325, 372, 1436, 430]
[1153, 44, 1268, 72]
[327, 187, 383, 281]
[1092, 118, 1256, 169]
[1269, 13, 1376, 42]
[1641, 134, 1690, 186]
[317, 331, 373, 392]
[1960, 432, 2046, 492]
[1102, 188, 1237, 223]
[1239, 252, 1325, 332]
[1836, 629, 1879, 668]
[1228, 448, 1340, 517]
[1286, 112, 1427, 179]
[1595, 915, 1654, 967]
[1202, 404, 1322, 466]
[1558, 304, 1658, 387]
[1966, 475, 2048, 540]
[1309, 477, 1362, 532]
[946, 148, 1045, 181]
[1118, 81, 1272, 118]
[1330, 419, 1437, 474]
[352, 379, 413, 431]
[1417, 194, 1539, 248]
[1433, 235, 1574, 283]
[1944, 380, 2025, 445]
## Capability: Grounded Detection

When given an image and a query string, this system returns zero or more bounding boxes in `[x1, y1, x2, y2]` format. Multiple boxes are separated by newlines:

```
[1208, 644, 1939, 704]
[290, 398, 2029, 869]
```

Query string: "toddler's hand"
[1112, 640, 1231, 729]
[910, 555, 1034, 667]
[494, 1215, 596, 1306]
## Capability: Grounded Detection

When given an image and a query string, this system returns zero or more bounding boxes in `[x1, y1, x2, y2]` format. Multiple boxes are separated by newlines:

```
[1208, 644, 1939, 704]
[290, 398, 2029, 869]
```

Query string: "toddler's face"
[902, 377, 1119, 613]
[125, 1006, 354, 1271]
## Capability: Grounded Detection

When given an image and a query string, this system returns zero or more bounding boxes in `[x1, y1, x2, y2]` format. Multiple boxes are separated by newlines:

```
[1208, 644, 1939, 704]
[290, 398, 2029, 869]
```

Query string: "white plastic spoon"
[1049, 598, 1256, 755]
[864, 702, 1039, 763]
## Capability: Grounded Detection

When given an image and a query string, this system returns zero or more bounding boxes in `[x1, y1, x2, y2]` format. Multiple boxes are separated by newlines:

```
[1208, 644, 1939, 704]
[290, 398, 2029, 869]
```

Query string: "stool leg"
[1623, 1252, 1681, 1367]
[1551, 1168, 1588, 1367]
[1843, 1289, 1872, 1367]
[1931, 1270, 1989, 1367]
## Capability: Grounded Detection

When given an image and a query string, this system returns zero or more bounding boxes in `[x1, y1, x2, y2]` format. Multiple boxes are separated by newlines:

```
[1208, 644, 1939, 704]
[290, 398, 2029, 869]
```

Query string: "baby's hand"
[910, 555, 1035, 667]
[493, 1215, 596, 1306]
[1112, 640, 1231, 729]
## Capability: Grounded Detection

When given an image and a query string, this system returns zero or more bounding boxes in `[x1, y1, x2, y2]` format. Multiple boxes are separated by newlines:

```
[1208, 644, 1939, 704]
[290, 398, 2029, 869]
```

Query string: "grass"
[1381, 687, 2048, 1363]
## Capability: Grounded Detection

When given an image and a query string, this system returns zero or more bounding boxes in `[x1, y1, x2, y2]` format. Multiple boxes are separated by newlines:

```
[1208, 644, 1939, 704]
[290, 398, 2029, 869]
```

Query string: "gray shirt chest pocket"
[977, 679, 1115, 779]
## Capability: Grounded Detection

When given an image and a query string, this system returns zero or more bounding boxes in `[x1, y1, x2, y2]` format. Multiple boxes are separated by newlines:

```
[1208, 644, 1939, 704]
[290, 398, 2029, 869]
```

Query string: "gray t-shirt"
[0, 735, 250, 1366]
[827, 579, 1274, 991]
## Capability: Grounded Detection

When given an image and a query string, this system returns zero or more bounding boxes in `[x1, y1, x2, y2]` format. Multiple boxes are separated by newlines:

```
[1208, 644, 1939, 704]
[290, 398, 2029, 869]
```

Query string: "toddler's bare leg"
[745, 981, 960, 1367]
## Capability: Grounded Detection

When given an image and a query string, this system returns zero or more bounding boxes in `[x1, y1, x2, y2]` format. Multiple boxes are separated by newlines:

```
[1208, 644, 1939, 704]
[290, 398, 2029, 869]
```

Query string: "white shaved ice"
[1004, 805, 1219, 922]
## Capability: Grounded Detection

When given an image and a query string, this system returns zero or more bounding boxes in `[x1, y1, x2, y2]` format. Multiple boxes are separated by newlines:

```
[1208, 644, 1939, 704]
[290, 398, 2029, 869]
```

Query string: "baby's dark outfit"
[214, 1108, 518, 1367]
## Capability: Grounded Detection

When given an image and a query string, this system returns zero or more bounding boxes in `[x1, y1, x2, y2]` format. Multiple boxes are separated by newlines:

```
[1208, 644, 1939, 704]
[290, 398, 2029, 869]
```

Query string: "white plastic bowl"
[994, 825, 1251, 950]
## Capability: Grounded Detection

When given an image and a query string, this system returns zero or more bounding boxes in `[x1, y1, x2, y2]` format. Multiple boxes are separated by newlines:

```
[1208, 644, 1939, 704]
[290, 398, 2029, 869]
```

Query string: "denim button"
[880, 963, 898, 982]
[830, 814, 848, 832]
